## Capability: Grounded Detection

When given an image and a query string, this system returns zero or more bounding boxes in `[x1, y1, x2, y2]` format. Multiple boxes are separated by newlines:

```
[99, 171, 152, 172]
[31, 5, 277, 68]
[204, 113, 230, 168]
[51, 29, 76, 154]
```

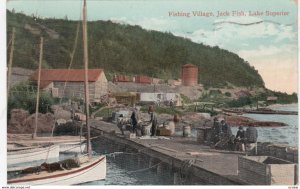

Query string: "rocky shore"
[224, 115, 287, 127]
[8, 109, 55, 134]
[7, 107, 288, 135]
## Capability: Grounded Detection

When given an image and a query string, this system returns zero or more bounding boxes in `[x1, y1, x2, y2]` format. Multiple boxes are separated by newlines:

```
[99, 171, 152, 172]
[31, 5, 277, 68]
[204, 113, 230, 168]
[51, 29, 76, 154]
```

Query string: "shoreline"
[224, 115, 287, 128]
[267, 103, 298, 109]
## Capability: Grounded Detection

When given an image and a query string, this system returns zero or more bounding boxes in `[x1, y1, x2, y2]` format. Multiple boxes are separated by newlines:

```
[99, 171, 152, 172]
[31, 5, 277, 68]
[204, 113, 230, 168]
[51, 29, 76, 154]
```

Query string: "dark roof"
[31, 69, 104, 82]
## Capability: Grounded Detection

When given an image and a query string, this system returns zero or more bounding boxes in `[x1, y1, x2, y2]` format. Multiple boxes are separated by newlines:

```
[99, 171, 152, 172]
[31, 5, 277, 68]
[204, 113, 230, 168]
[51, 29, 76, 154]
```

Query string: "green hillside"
[7, 10, 265, 88]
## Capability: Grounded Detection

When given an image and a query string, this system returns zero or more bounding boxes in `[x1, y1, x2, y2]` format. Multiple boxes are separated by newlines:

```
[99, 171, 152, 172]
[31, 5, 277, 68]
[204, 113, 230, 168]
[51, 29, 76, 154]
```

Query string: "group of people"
[129, 105, 158, 136]
[211, 117, 258, 151]
[156, 99, 174, 107]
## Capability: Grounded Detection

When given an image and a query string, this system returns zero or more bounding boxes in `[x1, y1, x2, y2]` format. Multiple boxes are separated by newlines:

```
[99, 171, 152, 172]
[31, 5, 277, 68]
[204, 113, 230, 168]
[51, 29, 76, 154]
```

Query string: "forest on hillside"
[7, 10, 265, 88]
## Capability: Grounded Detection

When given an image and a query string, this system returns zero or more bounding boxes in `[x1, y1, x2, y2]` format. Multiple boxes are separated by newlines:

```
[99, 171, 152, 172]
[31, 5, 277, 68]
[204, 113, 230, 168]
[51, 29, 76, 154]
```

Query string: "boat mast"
[82, 0, 92, 158]
[7, 27, 15, 97]
[33, 37, 43, 138]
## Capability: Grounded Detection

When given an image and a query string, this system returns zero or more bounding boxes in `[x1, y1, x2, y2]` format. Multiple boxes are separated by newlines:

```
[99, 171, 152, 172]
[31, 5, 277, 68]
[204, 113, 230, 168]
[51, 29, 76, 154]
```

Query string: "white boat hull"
[59, 142, 87, 154]
[7, 145, 60, 165]
[8, 155, 106, 185]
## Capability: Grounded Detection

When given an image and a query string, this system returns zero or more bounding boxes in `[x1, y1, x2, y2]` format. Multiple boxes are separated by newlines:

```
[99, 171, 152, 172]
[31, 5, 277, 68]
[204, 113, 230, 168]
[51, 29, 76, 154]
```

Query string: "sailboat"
[7, 31, 60, 167]
[7, 144, 60, 166]
[7, 0, 106, 185]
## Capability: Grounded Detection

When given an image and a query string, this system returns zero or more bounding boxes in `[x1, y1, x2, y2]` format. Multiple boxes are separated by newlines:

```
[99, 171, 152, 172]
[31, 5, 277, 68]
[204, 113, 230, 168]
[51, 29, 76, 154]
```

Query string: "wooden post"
[7, 27, 15, 97]
[137, 155, 142, 168]
[33, 37, 43, 138]
[173, 172, 181, 185]
[149, 157, 154, 168]
[156, 162, 163, 175]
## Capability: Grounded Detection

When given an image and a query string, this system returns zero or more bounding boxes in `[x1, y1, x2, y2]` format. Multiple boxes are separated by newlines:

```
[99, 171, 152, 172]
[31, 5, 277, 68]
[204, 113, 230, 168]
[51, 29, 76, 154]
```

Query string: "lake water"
[234, 104, 298, 147]
[77, 138, 198, 185]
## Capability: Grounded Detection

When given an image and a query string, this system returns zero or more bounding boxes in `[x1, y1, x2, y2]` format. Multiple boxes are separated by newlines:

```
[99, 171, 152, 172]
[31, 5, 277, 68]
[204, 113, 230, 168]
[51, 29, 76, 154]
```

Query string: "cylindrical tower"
[181, 64, 198, 86]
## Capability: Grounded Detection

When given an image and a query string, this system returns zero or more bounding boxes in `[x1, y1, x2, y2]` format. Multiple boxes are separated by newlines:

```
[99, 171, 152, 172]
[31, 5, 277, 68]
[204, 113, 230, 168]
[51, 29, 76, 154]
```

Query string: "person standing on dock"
[234, 126, 246, 151]
[148, 105, 158, 137]
[215, 120, 234, 150]
[220, 120, 232, 136]
[131, 107, 139, 133]
[212, 117, 221, 144]
[169, 99, 174, 108]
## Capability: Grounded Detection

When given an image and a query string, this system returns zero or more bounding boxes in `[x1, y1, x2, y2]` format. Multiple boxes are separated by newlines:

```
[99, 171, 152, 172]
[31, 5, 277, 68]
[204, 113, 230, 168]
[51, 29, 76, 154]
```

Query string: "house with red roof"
[30, 69, 108, 102]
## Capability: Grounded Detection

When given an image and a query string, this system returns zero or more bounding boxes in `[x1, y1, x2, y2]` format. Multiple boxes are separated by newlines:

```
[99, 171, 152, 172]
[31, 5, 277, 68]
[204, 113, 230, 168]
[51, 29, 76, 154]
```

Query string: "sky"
[6, 0, 299, 94]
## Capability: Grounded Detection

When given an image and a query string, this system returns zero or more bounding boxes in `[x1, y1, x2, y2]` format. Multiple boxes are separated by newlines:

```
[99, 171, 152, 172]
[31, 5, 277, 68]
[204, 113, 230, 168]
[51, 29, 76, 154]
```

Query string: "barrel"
[165, 121, 175, 135]
[142, 124, 152, 136]
[197, 129, 205, 143]
[173, 114, 180, 123]
[183, 126, 191, 137]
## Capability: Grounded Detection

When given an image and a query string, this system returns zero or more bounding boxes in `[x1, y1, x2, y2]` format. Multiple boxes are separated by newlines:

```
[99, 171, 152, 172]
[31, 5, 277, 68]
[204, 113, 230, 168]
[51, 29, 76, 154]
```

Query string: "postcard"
[1, 0, 298, 187]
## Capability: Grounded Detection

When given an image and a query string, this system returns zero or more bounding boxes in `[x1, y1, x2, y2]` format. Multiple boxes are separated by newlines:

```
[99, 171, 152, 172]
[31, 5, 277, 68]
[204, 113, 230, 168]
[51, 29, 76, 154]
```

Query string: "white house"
[139, 92, 182, 106]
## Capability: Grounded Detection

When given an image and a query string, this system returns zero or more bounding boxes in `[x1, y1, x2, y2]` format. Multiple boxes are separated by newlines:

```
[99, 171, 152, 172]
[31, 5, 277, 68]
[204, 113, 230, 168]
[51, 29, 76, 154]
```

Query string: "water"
[185, 104, 298, 147]
[77, 138, 194, 185]
[234, 104, 298, 147]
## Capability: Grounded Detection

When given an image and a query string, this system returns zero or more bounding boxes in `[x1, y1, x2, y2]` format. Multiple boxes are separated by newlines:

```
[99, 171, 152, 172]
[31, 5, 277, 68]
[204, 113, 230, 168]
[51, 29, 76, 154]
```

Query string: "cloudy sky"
[6, 0, 298, 94]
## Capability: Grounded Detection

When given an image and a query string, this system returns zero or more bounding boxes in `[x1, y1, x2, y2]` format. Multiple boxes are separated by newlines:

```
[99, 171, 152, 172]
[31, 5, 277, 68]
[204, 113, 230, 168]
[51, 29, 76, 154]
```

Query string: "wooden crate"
[157, 128, 171, 136]
[238, 156, 297, 185]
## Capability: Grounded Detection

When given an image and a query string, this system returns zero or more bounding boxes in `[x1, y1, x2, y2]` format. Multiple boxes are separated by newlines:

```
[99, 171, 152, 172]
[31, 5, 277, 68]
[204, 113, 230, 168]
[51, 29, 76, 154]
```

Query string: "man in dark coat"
[235, 126, 246, 151]
[220, 120, 232, 137]
[235, 126, 246, 142]
[212, 117, 221, 144]
[131, 107, 138, 133]
[215, 120, 234, 150]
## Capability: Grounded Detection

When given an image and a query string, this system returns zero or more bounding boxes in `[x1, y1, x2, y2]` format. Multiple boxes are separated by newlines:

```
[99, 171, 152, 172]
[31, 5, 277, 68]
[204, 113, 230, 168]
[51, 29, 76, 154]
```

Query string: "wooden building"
[267, 96, 278, 103]
[30, 69, 108, 102]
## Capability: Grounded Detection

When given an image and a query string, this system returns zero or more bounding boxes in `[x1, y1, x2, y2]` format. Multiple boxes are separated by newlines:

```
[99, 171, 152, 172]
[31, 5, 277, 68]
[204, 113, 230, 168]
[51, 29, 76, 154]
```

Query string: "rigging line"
[47, 4, 83, 162]
[7, 36, 13, 49]
[60, 142, 86, 153]
[127, 161, 163, 174]
[58, 20, 81, 104]
[41, 2, 83, 162]
[7, 28, 15, 98]
[50, 12, 82, 137]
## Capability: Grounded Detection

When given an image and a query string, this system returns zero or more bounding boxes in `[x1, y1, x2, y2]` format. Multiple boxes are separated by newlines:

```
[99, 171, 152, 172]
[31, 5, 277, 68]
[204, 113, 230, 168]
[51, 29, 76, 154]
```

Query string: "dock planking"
[90, 120, 246, 185]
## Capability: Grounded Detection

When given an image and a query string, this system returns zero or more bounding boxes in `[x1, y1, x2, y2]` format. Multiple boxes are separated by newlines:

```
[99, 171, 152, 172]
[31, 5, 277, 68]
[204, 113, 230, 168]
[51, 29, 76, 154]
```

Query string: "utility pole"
[33, 37, 44, 139]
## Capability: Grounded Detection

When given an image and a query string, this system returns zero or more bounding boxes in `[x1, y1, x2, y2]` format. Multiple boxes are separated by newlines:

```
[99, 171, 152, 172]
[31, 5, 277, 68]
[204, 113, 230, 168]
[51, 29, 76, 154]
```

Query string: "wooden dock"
[90, 120, 247, 185]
